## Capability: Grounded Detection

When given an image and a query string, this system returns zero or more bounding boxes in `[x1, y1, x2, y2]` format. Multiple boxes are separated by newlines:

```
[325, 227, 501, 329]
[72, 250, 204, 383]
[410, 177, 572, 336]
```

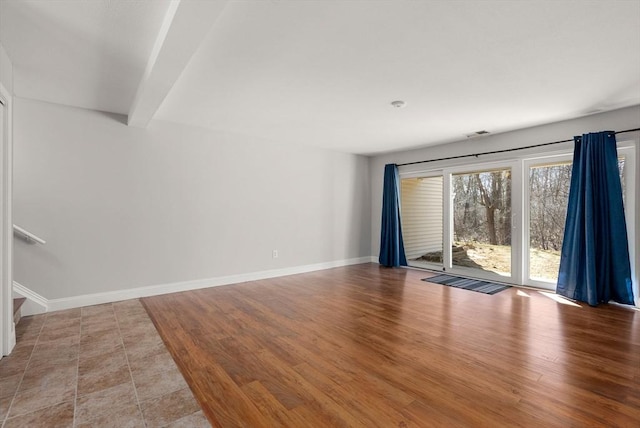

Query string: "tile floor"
[0, 299, 210, 427]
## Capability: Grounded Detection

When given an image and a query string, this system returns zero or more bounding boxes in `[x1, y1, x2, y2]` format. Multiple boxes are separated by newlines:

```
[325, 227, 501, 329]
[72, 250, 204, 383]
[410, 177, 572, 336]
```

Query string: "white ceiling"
[1, 0, 639, 155]
[0, 0, 172, 114]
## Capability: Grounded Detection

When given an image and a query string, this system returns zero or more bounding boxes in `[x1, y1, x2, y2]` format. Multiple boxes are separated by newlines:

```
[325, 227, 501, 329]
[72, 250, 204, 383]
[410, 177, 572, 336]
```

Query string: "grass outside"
[414, 242, 560, 282]
[528, 247, 561, 282]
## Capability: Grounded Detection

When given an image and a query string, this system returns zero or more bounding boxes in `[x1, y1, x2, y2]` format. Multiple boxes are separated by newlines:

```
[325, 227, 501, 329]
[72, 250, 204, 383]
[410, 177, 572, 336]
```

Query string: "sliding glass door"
[451, 168, 512, 278]
[401, 162, 516, 282]
[399, 143, 636, 292]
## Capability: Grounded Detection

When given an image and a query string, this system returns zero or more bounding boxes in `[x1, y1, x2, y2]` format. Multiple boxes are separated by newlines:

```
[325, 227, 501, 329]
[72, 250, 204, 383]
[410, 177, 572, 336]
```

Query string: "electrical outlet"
[272, 250, 278, 259]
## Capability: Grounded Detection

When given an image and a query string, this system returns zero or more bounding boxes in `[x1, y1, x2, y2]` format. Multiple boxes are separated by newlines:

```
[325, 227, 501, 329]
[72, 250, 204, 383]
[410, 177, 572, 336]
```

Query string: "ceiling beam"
[127, 0, 228, 128]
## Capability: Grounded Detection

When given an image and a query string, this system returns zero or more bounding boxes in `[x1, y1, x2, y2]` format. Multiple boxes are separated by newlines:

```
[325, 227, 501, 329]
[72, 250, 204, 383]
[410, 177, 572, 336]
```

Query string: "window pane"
[401, 176, 443, 267]
[452, 169, 511, 277]
[528, 162, 571, 282]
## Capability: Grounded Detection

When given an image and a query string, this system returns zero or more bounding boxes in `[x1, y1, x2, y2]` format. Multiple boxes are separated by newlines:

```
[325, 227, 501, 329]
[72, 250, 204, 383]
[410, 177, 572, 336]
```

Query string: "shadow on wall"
[98, 111, 128, 125]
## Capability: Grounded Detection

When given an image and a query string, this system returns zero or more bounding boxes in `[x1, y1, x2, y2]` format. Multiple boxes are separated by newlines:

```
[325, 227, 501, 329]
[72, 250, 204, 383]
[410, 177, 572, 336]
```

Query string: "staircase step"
[13, 297, 26, 326]
[13, 297, 26, 315]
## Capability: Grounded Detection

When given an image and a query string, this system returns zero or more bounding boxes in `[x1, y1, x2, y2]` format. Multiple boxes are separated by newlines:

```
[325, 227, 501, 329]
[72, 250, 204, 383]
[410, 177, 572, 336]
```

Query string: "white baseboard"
[13, 282, 48, 316]
[17, 257, 374, 313]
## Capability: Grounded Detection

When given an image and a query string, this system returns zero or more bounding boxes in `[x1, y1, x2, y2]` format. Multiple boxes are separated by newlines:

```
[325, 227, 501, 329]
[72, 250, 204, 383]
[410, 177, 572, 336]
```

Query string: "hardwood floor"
[142, 264, 640, 427]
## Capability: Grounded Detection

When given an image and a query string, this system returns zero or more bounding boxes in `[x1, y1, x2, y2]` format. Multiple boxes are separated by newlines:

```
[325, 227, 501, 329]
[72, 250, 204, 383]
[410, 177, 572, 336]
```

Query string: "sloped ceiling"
[1, 0, 639, 154]
[0, 0, 172, 114]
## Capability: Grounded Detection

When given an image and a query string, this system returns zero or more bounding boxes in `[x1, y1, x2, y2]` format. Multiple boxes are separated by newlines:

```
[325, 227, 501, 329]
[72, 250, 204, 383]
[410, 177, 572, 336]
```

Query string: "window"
[400, 143, 636, 292]
[527, 160, 571, 283]
[526, 153, 632, 285]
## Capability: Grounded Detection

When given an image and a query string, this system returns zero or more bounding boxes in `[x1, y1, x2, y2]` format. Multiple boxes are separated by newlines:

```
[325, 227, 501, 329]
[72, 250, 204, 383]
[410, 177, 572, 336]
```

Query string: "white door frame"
[0, 82, 14, 357]
[442, 159, 522, 285]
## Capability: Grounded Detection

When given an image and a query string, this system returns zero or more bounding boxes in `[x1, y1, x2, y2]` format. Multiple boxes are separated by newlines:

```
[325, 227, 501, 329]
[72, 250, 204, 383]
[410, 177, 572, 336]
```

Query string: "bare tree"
[529, 163, 571, 251]
[453, 170, 511, 246]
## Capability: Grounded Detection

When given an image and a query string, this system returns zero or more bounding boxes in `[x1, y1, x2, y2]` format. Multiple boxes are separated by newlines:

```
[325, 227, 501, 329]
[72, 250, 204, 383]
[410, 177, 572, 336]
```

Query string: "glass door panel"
[528, 161, 571, 283]
[452, 168, 512, 277]
[400, 176, 443, 269]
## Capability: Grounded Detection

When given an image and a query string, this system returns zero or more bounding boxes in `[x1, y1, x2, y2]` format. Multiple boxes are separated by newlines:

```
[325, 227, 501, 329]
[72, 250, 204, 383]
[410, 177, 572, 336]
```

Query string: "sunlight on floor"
[539, 291, 582, 307]
[516, 290, 530, 297]
[609, 301, 640, 312]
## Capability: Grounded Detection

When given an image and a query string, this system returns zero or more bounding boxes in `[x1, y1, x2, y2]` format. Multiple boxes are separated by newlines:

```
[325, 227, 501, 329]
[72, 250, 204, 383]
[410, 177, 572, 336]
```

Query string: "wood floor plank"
[142, 264, 640, 427]
[241, 381, 308, 427]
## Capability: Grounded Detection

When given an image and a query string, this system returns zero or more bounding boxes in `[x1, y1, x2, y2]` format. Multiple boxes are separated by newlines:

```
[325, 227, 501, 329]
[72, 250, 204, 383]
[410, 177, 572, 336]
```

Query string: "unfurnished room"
[0, 1, 639, 427]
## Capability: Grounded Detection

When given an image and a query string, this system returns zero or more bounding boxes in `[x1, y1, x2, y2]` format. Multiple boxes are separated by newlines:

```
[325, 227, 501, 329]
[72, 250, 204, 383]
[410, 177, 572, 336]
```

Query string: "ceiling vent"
[466, 130, 490, 138]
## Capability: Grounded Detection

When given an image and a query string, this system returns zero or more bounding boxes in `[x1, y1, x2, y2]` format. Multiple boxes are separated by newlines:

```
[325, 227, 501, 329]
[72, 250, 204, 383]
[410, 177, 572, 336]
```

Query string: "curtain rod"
[397, 127, 640, 167]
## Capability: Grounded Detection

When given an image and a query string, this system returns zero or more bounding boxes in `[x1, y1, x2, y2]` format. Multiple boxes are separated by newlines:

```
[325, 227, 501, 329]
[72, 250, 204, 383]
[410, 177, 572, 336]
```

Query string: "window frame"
[400, 170, 445, 272]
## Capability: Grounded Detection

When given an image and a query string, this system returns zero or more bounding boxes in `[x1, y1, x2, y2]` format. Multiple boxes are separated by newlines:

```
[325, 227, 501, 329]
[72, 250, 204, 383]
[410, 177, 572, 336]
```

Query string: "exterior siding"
[400, 177, 443, 260]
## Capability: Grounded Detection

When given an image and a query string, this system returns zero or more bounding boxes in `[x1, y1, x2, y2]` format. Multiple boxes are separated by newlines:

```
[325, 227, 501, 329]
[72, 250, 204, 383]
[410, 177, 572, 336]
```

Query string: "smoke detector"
[390, 100, 406, 108]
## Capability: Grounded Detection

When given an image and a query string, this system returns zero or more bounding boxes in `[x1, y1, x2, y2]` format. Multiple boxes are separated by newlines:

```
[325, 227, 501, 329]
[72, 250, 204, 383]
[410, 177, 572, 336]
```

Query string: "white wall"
[0, 42, 12, 94]
[13, 98, 371, 300]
